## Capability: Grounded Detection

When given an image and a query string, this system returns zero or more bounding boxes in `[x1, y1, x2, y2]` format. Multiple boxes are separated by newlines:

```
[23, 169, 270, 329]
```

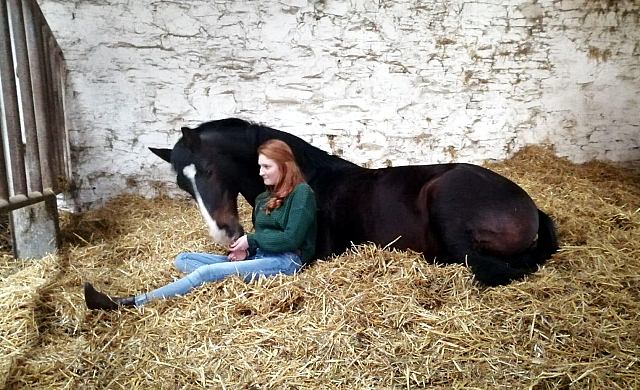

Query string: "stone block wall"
[38, 0, 640, 209]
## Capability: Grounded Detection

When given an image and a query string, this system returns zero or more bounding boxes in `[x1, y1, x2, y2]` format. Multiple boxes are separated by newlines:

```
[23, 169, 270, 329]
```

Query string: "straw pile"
[0, 146, 638, 389]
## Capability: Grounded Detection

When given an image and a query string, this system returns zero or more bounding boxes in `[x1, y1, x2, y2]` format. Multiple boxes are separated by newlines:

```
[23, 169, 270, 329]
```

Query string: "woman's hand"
[229, 235, 249, 251]
[227, 235, 249, 261]
[227, 248, 247, 261]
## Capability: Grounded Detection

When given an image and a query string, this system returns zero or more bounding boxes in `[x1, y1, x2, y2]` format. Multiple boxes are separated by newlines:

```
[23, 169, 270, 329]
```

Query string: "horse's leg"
[429, 211, 539, 286]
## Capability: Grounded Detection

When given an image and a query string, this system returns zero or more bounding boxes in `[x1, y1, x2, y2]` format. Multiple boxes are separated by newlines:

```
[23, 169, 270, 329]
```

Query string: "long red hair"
[258, 139, 305, 214]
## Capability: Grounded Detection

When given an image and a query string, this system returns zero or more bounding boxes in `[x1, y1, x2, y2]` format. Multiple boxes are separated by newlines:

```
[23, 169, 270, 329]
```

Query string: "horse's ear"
[181, 126, 201, 150]
[149, 147, 172, 163]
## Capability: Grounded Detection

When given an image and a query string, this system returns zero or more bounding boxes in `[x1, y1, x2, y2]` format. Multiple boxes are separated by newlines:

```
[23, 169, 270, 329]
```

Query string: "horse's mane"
[198, 118, 358, 172]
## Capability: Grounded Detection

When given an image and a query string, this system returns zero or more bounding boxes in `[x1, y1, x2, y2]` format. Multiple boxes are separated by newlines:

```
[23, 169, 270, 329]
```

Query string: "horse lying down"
[150, 118, 558, 286]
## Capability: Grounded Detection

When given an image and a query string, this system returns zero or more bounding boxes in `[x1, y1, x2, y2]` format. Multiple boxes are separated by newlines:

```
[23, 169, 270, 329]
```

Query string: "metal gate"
[0, 0, 71, 259]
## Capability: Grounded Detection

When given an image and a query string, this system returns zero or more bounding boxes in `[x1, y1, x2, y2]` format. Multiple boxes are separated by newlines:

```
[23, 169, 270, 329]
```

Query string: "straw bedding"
[0, 146, 638, 389]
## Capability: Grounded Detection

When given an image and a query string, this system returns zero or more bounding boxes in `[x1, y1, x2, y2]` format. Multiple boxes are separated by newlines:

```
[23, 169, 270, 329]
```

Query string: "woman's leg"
[174, 252, 229, 273]
[134, 251, 302, 306]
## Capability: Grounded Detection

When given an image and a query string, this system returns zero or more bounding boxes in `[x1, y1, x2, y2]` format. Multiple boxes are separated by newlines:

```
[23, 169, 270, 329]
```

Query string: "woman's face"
[258, 154, 281, 186]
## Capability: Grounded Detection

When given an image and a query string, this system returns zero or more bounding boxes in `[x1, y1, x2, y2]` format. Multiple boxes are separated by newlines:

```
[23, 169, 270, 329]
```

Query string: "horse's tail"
[468, 209, 559, 286]
[528, 209, 559, 267]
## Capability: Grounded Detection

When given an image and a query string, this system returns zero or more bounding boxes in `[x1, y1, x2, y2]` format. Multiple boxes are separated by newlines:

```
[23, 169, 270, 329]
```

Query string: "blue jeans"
[133, 250, 302, 306]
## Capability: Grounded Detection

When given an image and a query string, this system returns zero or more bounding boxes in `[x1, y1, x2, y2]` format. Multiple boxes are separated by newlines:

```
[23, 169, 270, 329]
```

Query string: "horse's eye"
[207, 169, 214, 177]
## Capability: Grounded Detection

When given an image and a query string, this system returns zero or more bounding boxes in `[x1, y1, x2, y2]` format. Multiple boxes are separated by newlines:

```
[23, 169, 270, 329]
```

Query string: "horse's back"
[319, 163, 539, 258]
[311, 165, 441, 255]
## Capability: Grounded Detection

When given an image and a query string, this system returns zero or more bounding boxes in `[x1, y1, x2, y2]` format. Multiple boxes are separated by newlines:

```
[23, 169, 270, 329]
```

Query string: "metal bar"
[0, 191, 57, 214]
[1, 2, 13, 208]
[55, 50, 72, 182]
[9, 0, 43, 195]
[24, 0, 55, 192]
[0, 0, 28, 197]
[48, 35, 64, 185]
[0, 104, 10, 208]
[40, 27, 60, 192]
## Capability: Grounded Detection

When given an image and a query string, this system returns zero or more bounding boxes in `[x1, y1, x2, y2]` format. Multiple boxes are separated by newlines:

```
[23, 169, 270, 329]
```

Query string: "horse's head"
[150, 125, 252, 246]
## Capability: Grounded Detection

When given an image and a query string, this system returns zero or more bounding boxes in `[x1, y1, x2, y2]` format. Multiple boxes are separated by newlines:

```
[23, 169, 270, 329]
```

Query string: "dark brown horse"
[150, 118, 558, 286]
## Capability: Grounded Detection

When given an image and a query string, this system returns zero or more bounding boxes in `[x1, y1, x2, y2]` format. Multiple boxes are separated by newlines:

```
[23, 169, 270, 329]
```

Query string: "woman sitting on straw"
[84, 139, 317, 310]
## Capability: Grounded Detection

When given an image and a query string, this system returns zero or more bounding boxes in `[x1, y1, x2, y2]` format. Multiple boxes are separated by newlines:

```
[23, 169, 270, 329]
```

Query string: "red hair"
[258, 139, 305, 214]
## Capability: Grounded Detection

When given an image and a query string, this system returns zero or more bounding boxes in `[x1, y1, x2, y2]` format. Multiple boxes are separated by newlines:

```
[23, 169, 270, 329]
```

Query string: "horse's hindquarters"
[425, 165, 540, 258]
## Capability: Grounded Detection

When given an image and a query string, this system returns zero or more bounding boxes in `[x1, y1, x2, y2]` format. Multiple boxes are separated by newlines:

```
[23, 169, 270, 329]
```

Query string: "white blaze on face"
[182, 164, 232, 246]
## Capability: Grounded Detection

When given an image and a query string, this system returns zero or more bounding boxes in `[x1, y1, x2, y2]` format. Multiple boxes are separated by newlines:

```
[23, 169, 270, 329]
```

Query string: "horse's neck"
[239, 124, 361, 203]
[256, 126, 358, 171]
[239, 181, 263, 207]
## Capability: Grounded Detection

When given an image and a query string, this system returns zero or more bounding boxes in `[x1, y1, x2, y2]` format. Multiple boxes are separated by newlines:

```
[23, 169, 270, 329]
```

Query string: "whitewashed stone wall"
[38, 0, 640, 209]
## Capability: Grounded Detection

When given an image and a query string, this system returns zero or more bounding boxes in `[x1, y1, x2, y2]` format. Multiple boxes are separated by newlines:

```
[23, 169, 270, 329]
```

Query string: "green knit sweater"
[246, 183, 317, 265]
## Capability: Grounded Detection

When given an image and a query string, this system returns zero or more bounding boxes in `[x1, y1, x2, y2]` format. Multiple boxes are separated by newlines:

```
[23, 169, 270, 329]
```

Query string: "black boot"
[84, 282, 136, 310]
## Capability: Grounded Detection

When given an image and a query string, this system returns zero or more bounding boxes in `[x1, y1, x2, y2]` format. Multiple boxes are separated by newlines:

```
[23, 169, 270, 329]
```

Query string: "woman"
[84, 139, 317, 310]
